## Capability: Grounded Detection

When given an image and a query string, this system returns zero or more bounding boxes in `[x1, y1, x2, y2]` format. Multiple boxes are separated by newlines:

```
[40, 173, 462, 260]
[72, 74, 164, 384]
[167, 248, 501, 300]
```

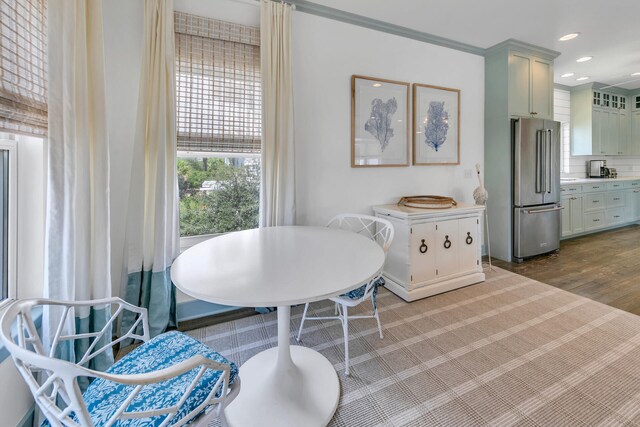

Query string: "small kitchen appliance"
[589, 160, 609, 178]
[609, 168, 618, 179]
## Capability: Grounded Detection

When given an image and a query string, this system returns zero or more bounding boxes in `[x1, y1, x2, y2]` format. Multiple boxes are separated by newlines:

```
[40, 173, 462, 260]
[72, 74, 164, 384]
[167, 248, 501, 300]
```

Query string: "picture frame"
[351, 75, 410, 167]
[412, 83, 460, 165]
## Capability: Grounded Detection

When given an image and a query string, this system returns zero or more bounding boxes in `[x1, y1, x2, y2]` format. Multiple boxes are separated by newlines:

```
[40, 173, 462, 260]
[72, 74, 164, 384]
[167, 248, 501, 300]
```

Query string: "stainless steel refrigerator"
[512, 117, 562, 263]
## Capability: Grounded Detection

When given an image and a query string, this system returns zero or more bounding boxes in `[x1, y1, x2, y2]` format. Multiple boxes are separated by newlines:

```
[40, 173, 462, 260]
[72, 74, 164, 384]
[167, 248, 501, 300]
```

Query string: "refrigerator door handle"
[547, 129, 552, 194]
[535, 130, 542, 193]
[526, 206, 564, 214]
[538, 130, 548, 193]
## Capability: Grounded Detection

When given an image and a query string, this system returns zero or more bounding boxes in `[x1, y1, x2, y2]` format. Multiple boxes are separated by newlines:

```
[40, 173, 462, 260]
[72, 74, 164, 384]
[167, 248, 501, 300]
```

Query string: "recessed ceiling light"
[632, 72, 640, 76]
[372, 83, 382, 87]
[559, 33, 580, 41]
[561, 72, 575, 78]
[576, 56, 593, 63]
[576, 76, 590, 81]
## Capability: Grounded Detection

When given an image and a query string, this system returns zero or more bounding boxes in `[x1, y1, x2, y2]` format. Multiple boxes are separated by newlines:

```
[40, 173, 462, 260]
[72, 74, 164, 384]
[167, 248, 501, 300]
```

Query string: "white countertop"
[373, 202, 485, 221]
[561, 176, 640, 184]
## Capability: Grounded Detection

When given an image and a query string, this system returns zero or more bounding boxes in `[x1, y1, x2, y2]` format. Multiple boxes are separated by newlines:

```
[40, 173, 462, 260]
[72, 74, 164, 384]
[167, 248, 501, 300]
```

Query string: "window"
[0, 0, 48, 137]
[0, 0, 46, 305]
[174, 13, 261, 239]
[0, 137, 17, 305]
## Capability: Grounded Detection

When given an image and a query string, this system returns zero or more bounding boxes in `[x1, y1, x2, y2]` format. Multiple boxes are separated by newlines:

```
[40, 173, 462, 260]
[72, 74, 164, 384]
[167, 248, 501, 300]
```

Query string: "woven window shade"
[0, 0, 47, 137]
[175, 12, 261, 154]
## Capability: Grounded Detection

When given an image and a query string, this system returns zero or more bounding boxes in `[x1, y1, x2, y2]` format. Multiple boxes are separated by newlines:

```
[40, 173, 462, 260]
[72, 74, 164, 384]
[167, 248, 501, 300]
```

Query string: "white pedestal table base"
[224, 306, 340, 427]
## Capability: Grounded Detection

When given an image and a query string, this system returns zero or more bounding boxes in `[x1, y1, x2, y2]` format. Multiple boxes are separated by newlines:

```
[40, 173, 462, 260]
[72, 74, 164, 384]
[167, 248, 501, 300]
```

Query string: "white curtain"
[44, 0, 113, 372]
[260, 1, 296, 227]
[122, 0, 179, 337]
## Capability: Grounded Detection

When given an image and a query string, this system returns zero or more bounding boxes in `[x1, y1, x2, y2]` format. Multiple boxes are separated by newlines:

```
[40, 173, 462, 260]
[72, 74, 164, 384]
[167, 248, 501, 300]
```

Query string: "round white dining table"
[170, 226, 385, 427]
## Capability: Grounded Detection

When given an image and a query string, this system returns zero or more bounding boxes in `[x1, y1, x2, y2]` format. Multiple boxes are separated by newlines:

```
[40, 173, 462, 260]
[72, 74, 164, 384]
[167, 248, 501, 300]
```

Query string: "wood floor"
[492, 224, 640, 316]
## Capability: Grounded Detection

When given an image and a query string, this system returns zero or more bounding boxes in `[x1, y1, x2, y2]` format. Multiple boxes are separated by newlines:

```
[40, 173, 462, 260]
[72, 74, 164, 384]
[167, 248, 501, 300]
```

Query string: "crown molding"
[286, 0, 486, 56]
[485, 38, 560, 60]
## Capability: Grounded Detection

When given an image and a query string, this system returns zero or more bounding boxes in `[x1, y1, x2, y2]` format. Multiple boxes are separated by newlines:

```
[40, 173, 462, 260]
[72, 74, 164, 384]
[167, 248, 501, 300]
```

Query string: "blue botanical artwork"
[364, 97, 397, 152]
[424, 101, 449, 152]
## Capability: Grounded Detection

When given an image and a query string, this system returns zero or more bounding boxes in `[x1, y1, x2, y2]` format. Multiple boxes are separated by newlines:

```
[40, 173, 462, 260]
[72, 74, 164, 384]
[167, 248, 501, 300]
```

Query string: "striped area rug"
[189, 267, 640, 426]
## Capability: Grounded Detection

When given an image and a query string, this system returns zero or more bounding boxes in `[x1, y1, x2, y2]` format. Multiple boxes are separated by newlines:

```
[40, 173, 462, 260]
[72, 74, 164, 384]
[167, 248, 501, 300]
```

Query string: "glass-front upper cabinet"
[602, 93, 610, 107]
[611, 94, 619, 109]
[619, 96, 627, 110]
[593, 91, 601, 106]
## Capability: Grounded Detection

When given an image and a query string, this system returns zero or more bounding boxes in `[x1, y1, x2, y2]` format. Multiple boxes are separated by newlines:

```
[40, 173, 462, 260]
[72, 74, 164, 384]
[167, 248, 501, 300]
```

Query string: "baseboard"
[17, 404, 35, 427]
[561, 221, 639, 241]
[177, 299, 239, 322]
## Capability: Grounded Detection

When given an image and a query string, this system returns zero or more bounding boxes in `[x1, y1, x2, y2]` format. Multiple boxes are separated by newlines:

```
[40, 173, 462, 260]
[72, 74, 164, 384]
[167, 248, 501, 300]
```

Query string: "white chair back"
[327, 213, 394, 253]
[0, 298, 237, 427]
[0, 298, 150, 426]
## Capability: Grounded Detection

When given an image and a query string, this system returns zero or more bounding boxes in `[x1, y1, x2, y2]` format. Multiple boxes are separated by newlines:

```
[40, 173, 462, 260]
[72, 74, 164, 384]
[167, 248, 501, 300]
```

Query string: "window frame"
[0, 138, 18, 308]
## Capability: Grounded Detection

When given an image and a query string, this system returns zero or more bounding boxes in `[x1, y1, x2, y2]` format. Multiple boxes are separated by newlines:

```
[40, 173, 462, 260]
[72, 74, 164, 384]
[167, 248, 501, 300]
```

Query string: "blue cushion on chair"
[340, 277, 385, 308]
[43, 331, 238, 427]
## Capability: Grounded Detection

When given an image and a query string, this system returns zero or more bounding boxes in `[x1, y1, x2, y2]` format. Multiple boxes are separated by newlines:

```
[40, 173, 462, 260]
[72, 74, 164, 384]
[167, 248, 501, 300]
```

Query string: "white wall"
[292, 13, 485, 226]
[0, 359, 33, 426]
[554, 89, 572, 174]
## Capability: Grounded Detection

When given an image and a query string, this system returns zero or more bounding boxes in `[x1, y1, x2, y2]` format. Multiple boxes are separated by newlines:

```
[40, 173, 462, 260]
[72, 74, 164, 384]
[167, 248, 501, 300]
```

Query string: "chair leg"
[297, 303, 310, 342]
[342, 305, 349, 376]
[334, 302, 339, 315]
[373, 297, 383, 339]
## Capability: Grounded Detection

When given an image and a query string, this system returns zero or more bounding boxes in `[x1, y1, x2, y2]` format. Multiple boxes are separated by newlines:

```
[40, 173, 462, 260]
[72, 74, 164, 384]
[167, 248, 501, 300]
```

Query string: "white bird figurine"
[473, 163, 488, 205]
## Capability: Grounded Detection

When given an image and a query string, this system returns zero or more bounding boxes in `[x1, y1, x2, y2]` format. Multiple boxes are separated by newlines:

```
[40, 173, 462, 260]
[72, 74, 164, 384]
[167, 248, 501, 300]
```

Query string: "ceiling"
[310, 0, 640, 90]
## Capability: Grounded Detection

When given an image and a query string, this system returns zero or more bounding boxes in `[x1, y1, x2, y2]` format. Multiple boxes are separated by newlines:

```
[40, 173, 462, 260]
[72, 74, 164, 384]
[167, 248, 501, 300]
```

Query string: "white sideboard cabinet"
[373, 203, 485, 302]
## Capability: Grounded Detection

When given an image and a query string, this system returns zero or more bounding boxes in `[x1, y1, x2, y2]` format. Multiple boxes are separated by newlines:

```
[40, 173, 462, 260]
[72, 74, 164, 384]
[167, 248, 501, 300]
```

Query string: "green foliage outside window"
[178, 157, 260, 237]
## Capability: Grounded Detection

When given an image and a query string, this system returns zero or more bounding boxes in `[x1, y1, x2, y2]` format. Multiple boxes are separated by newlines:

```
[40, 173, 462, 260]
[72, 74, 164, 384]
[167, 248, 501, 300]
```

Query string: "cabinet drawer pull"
[613, 198, 620, 201]
[465, 232, 473, 245]
[594, 218, 600, 222]
[592, 200, 600, 203]
[444, 235, 452, 249]
[419, 239, 428, 254]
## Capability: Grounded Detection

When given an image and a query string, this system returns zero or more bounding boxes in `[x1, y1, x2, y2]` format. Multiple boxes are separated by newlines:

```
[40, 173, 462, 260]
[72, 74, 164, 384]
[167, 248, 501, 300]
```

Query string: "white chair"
[0, 298, 240, 427]
[296, 214, 394, 375]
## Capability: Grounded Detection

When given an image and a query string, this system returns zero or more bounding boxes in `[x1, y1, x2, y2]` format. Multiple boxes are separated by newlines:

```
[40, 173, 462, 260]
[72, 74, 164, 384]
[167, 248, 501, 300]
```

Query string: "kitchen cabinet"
[560, 191, 583, 237]
[561, 179, 639, 239]
[571, 86, 630, 155]
[626, 181, 640, 222]
[561, 196, 583, 236]
[509, 52, 553, 120]
[373, 203, 485, 302]
[620, 108, 630, 154]
[631, 110, 640, 155]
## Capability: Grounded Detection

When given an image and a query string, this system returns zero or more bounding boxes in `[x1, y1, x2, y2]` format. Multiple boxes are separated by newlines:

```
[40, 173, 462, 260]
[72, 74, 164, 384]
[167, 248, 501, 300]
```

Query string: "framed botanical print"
[351, 75, 410, 167]
[413, 83, 460, 165]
